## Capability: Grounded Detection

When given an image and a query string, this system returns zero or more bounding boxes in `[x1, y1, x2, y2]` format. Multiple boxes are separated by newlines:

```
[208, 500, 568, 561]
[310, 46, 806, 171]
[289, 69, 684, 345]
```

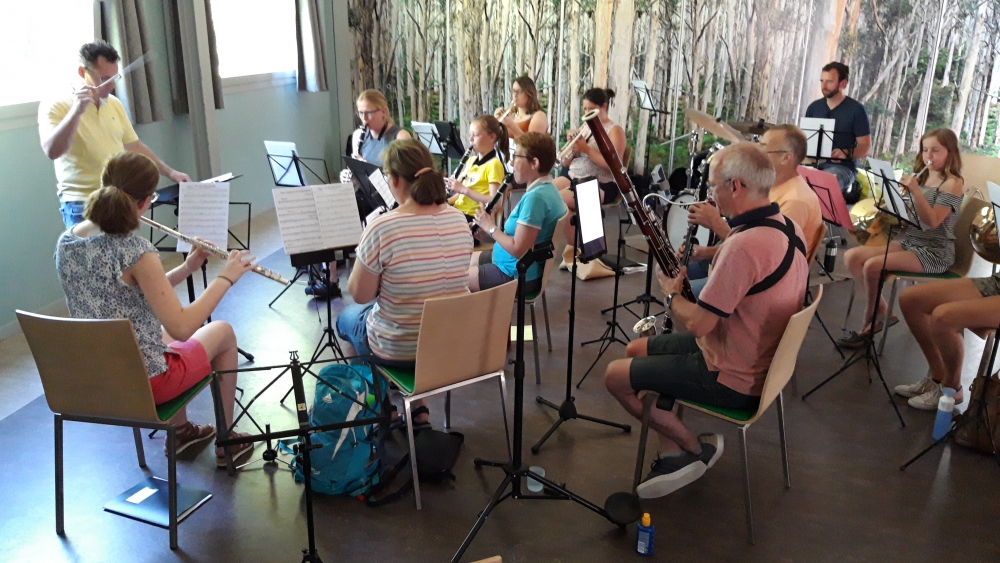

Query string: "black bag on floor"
[364, 424, 465, 507]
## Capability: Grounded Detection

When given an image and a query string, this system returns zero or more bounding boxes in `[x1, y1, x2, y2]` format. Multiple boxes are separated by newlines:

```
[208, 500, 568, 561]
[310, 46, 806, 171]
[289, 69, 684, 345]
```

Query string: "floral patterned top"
[55, 229, 171, 377]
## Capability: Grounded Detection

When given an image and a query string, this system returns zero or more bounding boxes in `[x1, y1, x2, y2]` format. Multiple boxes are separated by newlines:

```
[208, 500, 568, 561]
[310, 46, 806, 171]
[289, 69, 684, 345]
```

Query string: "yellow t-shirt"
[38, 94, 140, 202]
[453, 155, 506, 216]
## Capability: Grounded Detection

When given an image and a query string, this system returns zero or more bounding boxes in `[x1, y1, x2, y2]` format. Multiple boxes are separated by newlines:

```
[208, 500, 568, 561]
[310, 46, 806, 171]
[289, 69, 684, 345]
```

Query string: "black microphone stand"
[452, 242, 640, 563]
[531, 214, 631, 453]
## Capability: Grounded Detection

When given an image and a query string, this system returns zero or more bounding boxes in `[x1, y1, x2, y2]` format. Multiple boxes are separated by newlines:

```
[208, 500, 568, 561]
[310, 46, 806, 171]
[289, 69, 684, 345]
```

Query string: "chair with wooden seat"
[840, 197, 987, 354]
[524, 212, 571, 384]
[631, 286, 822, 544]
[16, 310, 222, 550]
[371, 281, 517, 510]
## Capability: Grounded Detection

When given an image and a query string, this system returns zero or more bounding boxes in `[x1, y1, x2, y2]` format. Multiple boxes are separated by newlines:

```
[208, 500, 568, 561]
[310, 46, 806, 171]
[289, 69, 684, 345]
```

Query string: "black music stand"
[412, 121, 451, 172]
[345, 156, 393, 213]
[801, 170, 917, 428]
[435, 120, 467, 159]
[452, 242, 640, 562]
[631, 79, 671, 174]
[532, 181, 631, 453]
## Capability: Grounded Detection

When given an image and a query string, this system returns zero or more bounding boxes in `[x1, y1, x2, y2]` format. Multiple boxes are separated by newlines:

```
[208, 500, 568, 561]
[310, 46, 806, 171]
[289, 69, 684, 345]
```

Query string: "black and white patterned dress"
[55, 230, 170, 377]
[897, 182, 963, 274]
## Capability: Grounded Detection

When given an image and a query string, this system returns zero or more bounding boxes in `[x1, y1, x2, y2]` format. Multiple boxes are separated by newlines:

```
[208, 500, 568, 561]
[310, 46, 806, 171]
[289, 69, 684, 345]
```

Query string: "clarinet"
[355, 124, 368, 158]
[471, 172, 513, 234]
[582, 109, 694, 301]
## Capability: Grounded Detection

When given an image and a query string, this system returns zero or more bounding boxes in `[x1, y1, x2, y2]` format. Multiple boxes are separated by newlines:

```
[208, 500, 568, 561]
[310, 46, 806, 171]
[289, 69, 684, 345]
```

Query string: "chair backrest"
[949, 196, 988, 277]
[412, 281, 518, 394]
[15, 310, 162, 422]
[750, 285, 824, 424]
[534, 212, 571, 299]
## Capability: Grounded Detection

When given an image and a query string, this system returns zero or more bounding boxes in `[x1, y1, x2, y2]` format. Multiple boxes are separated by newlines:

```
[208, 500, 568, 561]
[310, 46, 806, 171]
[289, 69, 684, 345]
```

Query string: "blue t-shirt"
[492, 178, 567, 280]
[805, 96, 870, 170]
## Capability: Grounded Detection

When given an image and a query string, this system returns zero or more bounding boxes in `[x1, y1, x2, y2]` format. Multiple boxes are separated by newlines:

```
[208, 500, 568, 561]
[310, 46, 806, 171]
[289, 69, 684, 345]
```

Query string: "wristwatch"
[489, 226, 497, 236]
[666, 292, 680, 312]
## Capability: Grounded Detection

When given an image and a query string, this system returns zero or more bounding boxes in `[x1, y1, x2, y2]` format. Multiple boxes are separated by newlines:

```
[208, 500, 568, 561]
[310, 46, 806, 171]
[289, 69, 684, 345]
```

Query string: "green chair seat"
[679, 399, 756, 423]
[525, 290, 540, 301]
[375, 365, 416, 394]
[888, 270, 959, 280]
[155, 376, 212, 422]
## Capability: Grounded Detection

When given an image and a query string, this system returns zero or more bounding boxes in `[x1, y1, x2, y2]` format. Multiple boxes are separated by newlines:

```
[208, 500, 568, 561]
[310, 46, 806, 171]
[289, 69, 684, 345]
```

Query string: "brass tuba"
[970, 198, 1000, 263]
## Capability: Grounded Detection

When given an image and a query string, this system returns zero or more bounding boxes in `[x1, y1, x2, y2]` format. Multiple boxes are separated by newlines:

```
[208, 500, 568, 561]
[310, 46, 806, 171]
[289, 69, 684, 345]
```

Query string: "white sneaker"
[895, 376, 937, 398]
[908, 384, 944, 411]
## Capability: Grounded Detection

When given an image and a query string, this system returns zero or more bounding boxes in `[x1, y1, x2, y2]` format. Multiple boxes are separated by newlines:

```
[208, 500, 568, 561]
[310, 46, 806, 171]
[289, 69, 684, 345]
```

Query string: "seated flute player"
[336, 139, 474, 428]
[54, 152, 257, 467]
[604, 143, 809, 498]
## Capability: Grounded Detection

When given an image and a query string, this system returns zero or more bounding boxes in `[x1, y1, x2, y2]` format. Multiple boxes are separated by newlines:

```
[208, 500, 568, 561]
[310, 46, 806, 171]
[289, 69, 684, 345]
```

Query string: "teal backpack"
[284, 363, 385, 497]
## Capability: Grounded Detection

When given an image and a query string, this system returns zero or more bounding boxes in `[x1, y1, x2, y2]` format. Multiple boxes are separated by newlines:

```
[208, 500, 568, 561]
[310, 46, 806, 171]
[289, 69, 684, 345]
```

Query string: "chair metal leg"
[842, 283, 856, 332]
[133, 427, 147, 468]
[167, 426, 178, 549]
[738, 427, 754, 544]
[633, 393, 657, 492]
[878, 278, 900, 356]
[404, 399, 422, 510]
[444, 391, 452, 430]
[54, 414, 64, 535]
[529, 302, 541, 385]
[541, 293, 552, 352]
[777, 393, 790, 489]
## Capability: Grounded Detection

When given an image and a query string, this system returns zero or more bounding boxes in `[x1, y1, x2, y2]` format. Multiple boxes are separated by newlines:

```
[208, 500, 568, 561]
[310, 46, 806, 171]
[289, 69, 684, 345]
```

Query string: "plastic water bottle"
[636, 512, 655, 556]
[932, 387, 957, 440]
[824, 239, 838, 273]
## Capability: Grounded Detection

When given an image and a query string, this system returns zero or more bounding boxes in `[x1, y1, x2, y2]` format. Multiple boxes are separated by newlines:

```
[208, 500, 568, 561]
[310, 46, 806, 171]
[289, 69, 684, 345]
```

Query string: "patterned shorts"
[972, 274, 1000, 297]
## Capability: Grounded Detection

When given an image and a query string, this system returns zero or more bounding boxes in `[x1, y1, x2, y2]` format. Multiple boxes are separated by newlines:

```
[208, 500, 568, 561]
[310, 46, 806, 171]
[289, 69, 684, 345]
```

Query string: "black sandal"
[409, 405, 431, 431]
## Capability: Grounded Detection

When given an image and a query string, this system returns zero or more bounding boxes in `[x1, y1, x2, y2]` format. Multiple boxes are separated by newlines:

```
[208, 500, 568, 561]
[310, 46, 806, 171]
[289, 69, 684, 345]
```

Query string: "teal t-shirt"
[492, 178, 567, 280]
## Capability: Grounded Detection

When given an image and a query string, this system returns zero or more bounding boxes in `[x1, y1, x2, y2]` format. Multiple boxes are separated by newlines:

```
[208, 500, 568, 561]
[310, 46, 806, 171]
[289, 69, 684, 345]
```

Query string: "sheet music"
[411, 121, 444, 154]
[883, 178, 910, 223]
[986, 181, 1000, 208]
[368, 169, 396, 207]
[314, 184, 363, 249]
[632, 80, 655, 111]
[273, 184, 362, 255]
[177, 182, 230, 253]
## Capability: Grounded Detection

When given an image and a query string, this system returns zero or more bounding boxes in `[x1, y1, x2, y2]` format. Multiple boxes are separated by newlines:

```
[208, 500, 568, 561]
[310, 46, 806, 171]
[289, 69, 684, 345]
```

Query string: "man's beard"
[822, 88, 840, 99]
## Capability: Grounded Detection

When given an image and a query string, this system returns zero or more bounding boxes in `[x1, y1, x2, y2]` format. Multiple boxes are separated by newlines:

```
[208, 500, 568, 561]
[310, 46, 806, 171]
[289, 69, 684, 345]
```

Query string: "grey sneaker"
[895, 376, 937, 398]
[636, 437, 723, 499]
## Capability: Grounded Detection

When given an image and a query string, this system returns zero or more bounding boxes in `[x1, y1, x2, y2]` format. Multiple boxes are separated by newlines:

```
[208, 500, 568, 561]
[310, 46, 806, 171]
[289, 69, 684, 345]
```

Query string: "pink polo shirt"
[696, 203, 808, 396]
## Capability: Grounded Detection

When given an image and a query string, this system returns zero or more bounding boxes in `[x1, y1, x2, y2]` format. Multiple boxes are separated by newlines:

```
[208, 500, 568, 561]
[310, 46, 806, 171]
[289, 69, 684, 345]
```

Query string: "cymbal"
[685, 109, 744, 144]
[729, 119, 777, 135]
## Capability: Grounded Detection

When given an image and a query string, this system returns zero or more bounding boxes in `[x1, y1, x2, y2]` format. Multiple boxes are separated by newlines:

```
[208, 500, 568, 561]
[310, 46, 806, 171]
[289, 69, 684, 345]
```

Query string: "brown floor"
[3, 233, 1000, 563]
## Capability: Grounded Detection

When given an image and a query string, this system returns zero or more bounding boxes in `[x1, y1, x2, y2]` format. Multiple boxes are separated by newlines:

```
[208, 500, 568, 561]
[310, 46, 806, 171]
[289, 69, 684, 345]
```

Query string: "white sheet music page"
[314, 183, 363, 249]
[177, 182, 230, 253]
[987, 181, 1000, 208]
[273, 187, 324, 255]
[368, 169, 396, 207]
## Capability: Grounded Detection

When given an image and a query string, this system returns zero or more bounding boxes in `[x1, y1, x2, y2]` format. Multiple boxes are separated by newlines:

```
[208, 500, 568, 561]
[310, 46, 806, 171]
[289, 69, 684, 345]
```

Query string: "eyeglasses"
[512, 87, 524, 95]
[765, 150, 789, 155]
[511, 154, 530, 161]
[358, 109, 381, 118]
[706, 178, 733, 197]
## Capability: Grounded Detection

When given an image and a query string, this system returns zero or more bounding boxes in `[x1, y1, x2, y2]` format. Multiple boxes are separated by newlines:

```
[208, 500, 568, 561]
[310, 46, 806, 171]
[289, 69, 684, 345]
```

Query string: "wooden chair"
[16, 311, 222, 550]
[525, 212, 571, 384]
[372, 281, 517, 509]
[841, 197, 987, 354]
[632, 286, 823, 544]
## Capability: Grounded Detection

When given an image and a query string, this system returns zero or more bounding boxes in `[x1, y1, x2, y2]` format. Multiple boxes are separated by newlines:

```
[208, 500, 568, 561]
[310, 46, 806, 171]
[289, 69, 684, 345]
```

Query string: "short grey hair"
[769, 125, 808, 165]
[713, 143, 775, 196]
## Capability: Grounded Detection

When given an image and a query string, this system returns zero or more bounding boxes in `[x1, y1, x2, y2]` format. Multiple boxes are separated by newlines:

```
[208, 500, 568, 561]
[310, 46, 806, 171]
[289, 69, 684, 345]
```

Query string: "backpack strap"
[740, 216, 806, 296]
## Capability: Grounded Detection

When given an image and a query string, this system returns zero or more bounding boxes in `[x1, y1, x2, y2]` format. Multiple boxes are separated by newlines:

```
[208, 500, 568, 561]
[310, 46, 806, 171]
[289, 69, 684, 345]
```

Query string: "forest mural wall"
[344, 0, 1000, 173]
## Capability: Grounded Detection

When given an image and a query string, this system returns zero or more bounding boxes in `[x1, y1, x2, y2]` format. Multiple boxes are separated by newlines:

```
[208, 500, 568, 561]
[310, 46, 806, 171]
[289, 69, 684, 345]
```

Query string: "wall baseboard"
[0, 300, 68, 341]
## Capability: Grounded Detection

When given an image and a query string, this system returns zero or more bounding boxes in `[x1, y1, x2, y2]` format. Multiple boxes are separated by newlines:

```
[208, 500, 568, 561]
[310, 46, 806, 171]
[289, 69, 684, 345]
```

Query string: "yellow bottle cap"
[641, 513, 651, 527]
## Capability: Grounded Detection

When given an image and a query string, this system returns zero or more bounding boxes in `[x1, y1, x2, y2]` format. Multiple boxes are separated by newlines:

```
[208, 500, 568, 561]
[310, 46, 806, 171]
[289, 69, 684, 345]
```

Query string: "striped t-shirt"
[357, 206, 474, 360]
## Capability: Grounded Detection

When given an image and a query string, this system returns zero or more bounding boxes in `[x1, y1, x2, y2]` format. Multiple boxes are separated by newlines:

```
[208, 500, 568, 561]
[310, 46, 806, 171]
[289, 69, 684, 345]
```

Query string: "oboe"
[140, 216, 290, 286]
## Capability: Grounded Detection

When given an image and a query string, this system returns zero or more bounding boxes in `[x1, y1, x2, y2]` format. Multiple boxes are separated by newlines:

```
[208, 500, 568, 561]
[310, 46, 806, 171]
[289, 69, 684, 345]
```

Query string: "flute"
[140, 216, 290, 286]
[495, 102, 517, 123]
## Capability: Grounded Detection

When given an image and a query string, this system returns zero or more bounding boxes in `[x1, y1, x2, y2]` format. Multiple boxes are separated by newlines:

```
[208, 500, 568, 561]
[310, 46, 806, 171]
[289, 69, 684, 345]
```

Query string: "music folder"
[103, 476, 211, 528]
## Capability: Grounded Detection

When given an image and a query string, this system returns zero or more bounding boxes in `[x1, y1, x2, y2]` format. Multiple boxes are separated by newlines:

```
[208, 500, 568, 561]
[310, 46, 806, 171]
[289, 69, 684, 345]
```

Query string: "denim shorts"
[335, 302, 415, 369]
[59, 200, 86, 229]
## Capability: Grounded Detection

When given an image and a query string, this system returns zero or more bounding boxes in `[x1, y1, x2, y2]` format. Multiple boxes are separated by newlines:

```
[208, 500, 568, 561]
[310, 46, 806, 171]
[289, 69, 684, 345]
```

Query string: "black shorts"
[477, 251, 542, 295]
[629, 333, 760, 411]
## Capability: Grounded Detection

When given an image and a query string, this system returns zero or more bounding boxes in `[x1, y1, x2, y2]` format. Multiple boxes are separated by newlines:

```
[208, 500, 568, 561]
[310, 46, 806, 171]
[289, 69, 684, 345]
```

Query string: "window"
[212, 0, 298, 79]
[1, 1, 95, 107]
